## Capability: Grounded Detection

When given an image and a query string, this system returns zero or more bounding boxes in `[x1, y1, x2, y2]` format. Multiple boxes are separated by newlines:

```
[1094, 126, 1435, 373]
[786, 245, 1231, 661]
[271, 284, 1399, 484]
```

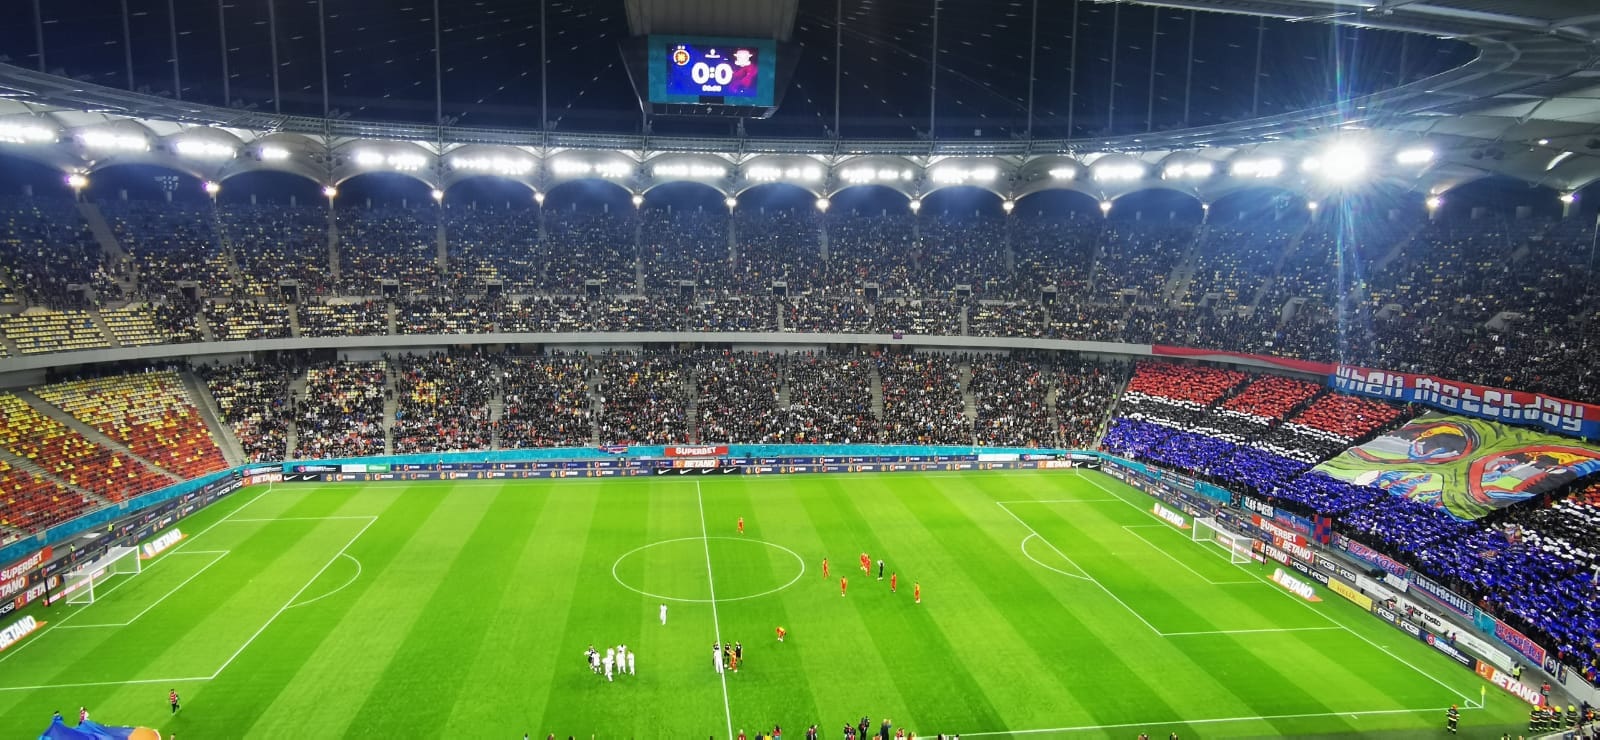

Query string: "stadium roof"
[0, 0, 1596, 201]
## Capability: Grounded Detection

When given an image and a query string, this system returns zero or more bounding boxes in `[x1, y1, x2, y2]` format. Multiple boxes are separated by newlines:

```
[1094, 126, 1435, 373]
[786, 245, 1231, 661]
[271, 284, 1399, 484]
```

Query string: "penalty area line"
[1076, 471, 1477, 705]
[205, 515, 377, 680]
[55, 550, 230, 630]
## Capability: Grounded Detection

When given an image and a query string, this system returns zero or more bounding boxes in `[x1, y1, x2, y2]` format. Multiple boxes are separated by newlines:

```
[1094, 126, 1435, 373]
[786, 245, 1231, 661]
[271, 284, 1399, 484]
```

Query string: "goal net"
[1192, 518, 1255, 565]
[63, 546, 142, 606]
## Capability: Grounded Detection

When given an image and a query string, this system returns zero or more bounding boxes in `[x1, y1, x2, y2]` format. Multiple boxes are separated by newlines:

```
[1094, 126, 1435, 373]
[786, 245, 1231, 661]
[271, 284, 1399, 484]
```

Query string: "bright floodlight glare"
[724, 196, 738, 210]
[1002, 199, 1016, 213]
[1093, 163, 1144, 183]
[65, 173, 89, 190]
[1230, 158, 1283, 179]
[1306, 200, 1319, 211]
[1311, 144, 1369, 183]
[533, 191, 545, 204]
[1425, 196, 1443, 210]
[631, 194, 645, 207]
[1098, 200, 1113, 214]
[430, 188, 445, 202]
[1394, 147, 1435, 165]
[908, 199, 922, 213]
[202, 181, 221, 195]
[260, 145, 290, 161]
[80, 131, 147, 152]
[322, 186, 338, 199]
[175, 139, 236, 160]
[0, 122, 56, 144]
[1559, 193, 1576, 205]
[814, 197, 831, 212]
[1048, 166, 1077, 180]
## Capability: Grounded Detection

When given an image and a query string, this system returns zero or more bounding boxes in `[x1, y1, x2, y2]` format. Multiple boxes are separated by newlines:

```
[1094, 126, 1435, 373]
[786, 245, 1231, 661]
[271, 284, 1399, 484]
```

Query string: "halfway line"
[696, 481, 736, 740]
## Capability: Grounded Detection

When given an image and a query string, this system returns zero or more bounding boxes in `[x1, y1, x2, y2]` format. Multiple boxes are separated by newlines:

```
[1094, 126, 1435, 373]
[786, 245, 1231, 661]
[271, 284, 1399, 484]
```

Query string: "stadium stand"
[0, 197, 114, 307]
[298, 300, 389, 338]
[696, 351, 785, 444]
[220, 203, 333, 298]
[296, 361, 389, 459]
[203, 301, 292, 341]
[199, 362, 292, 462]
[98, 304, 170, 347]
[499, 354, 594, 449]
[0, 392, 170, 500]
[34, 372, 229, 479]
[0, 458, 91, 535]
[595, 352, 690, 445]
[392, 353, 498, 453]
[878, 354, 970, 445]
[2, 310, 111, 354]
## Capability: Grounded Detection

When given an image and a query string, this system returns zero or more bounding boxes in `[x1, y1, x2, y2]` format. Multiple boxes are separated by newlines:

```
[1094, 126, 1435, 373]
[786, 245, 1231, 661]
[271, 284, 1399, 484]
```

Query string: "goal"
[63, 546, 142, 606]
[1192, 518, 1256, 565]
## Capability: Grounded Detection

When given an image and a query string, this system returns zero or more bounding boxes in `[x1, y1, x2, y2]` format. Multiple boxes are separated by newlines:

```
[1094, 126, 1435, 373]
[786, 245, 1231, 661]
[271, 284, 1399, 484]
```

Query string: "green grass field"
[0, 470, 1533, 738]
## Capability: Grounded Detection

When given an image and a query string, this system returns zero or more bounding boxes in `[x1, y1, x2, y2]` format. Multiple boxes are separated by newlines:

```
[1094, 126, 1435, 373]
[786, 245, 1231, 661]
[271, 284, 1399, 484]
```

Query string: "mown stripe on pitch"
[910, 475, 1186, 732]
[950, 472, 1280, 727]
[806, 477, 1008, 733]
[1161, 631, 1363, 736]
[701, 477, 832, 735]
[349, 482, 553, 733]
[215, 482, 443, 737]
[235, 481, 494, 737]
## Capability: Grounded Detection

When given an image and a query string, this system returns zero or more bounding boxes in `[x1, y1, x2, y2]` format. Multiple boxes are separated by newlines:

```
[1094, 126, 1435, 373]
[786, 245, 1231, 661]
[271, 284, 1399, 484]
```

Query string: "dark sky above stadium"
[1, 0, 1472, 139]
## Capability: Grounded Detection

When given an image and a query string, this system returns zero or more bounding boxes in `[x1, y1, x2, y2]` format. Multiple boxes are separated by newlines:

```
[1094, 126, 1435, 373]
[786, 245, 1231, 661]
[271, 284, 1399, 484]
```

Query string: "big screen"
[647, 35, 777, 107]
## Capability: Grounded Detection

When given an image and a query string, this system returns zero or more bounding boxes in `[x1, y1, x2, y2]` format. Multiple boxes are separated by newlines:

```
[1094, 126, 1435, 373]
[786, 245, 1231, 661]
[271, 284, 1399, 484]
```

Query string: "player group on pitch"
[585, 643, 636, 682]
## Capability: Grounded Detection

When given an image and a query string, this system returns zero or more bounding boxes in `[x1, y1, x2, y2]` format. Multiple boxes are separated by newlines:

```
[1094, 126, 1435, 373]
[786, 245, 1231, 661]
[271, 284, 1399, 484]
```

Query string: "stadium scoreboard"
[636, 35, 781, 112]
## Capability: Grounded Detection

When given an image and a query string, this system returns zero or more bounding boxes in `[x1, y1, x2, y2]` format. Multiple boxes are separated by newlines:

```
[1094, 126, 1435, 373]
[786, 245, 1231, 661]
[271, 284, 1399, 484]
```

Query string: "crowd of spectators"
[500, 354, 594, 449]
[198, 361, 293, 462]
[595, 353, 691, 445]
[697, 351, 785, 443]
[443, 205, 541, 291]
[296, 361, 389, 459]
[970, 356, 1056, 447]
[299, 300, 388, 338]
[878, 354, 970, 445]
[392, 352, 497, 453]
[335, 206, 440, 294]
[103, 200, 230, 298]
[220, 203, 332, 297]
[781, 354, 877, 444]
[0, 197, 115, 307]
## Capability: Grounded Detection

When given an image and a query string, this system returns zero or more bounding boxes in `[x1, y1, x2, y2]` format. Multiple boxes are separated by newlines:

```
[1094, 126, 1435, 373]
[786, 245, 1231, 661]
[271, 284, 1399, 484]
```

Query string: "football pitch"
[0, 470, 1531, 738]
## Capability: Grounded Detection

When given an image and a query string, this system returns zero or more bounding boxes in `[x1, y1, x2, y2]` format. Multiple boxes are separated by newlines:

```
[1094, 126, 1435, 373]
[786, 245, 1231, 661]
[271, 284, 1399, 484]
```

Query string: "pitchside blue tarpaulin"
[37, 717, 147, 739]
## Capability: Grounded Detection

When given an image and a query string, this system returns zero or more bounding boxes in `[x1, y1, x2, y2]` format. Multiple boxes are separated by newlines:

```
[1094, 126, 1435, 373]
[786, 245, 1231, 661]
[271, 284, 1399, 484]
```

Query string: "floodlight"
[430, 188, 445, 202]
[1230, 158, 1283, 179]
[1306, 201, 1319, 212]
[631, 194, 645, 208]
[1425, 196, 1443, 210]
[0, 122, 55, 145]
[908, 199, 922, 213]
[1559, 193, 1576, 205]
[65, 173, 89, 190]
[260, 145, 290, 161]
[1048, 166, 1077, 180]
[725, 196, 738, 210]
[1092, 163, 1144, 183]
[1002, 199, 1015, 214]
[1099, 200, 1113, 214]
[1305, 144, 1369, 183]
[175, 139, 236, 160]
[80, 131, 148, 152]
[815, 197, 831, 212]
[322, 186, 338, 199]
[1394, 148, 1435, 165]
[533, 191, 545, 205]
[1162, 162, 1213, 180]
[202, 181, 221, 196]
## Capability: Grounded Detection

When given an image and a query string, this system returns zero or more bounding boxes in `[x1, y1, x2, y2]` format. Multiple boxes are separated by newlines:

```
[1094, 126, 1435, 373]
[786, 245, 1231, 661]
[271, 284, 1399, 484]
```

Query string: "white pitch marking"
[1120, 525, 1254, 585]
[695, 481, 736, 740]
[285, 553, 364, 609]
[996, 501, 1164, 635]
[56, 551, 229, 629]
[1076, 471, 1476, 705]
[205, 516, 377, 680]
[1018, 534, 1092, 581]
[958, 705, 1463, 737]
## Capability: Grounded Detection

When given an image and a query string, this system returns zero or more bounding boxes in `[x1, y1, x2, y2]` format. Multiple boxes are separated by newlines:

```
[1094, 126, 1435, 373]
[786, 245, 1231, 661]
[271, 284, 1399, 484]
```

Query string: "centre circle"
[611, 536, 807, 603]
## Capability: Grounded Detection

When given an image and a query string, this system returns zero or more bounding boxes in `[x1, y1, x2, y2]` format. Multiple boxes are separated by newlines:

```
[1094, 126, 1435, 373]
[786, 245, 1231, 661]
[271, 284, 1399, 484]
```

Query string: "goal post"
[63, 546, 142, 606]
[1192, 517, 1255, 565]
